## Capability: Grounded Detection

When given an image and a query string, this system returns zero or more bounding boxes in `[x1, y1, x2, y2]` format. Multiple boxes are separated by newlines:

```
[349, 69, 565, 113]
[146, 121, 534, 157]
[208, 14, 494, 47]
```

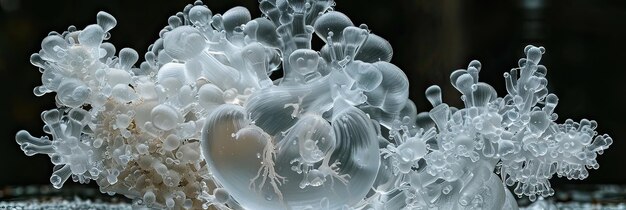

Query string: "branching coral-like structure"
[15, 0, 613, 209]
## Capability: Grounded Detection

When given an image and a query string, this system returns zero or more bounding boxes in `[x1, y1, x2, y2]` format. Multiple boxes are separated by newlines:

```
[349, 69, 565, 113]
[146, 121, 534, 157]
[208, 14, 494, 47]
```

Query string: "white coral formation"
[15, 0, 612, 209]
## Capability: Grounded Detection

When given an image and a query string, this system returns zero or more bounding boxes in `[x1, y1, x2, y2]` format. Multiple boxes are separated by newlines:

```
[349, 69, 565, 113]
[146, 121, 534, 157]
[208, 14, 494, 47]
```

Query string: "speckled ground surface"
[1, 184, 625, 209]
[0, 198, 133, 210]
[0, 185, 134, 210]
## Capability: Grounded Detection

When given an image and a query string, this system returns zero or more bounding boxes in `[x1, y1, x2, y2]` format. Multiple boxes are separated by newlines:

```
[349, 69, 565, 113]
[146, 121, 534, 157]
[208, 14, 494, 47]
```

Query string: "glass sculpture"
[15, 0, 613, 209]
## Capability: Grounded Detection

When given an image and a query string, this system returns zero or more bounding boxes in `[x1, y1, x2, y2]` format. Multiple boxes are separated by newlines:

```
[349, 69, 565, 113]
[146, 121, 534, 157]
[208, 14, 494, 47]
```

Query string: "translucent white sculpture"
[15, 0, 613, 209]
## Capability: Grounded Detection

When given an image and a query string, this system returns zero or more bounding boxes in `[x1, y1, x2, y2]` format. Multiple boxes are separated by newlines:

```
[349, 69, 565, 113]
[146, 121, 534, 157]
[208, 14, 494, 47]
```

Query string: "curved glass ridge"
[15, 0, 612, 209]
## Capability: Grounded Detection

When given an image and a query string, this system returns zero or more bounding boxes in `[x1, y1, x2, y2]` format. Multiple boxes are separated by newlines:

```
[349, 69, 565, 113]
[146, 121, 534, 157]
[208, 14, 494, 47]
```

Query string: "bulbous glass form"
[15, 0, 612, 209]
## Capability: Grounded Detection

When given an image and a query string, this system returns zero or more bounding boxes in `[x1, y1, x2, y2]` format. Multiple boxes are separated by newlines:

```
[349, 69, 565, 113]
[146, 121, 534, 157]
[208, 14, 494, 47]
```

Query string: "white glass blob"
[16, 0, 613, 209]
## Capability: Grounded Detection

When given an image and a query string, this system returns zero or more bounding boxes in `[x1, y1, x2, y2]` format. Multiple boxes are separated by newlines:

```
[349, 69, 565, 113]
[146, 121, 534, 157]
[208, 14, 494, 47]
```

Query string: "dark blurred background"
[1, 0, 625, 190]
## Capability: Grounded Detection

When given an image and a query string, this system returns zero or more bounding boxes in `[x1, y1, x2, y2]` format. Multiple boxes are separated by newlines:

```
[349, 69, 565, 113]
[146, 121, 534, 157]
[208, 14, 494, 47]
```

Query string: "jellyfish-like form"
[15, 0, 612, 209]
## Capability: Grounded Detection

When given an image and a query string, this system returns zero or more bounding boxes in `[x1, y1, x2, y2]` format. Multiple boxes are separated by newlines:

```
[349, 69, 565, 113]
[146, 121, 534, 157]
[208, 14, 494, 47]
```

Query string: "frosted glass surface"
[15, 0, 612, 209]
